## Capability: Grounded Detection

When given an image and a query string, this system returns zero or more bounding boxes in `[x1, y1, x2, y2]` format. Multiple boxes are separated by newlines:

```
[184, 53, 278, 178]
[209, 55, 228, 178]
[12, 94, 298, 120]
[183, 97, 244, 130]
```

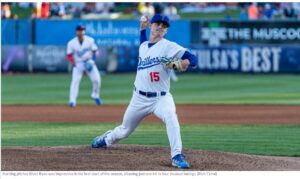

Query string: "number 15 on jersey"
[150, 72, 160, 82]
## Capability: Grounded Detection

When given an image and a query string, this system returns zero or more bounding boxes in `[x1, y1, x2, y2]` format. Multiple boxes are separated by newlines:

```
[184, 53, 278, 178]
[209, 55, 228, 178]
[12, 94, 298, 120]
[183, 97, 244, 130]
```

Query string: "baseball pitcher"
[140, 18, 179, 82]
[91, 14, 198, 169]
[66, 25, 102, 107]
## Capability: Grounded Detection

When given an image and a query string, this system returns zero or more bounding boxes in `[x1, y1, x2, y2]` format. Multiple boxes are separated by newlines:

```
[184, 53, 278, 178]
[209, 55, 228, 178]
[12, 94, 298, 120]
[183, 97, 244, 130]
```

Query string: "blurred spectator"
[31, 3, 38, 19]
[239, 6, 248, 20]
[95, 2, 105, 13]
[153, 3, 164, 14]
[64, 2, 84, 18]
[106, 2, 115, 13]
[12, 14, 18, 19]
[263, 3, 274, 20]
[180, 2, 226, 13]
[282, 3, 298, 19]
[18, 2, 31, 8]
[293, 2, 300, 17]
[83, 2, 96, 14]
[115, 2, 137, 16]
[96, 2, 115, 14]
[94, 2, 107, 13]
[294, 3, 300, 19]
[50, 2, 66, 18]
[138, 2, 155, 16]
[137, 2, 146, 14]
[163, 3, 179, 20]
[145, 3, 155, 16]
[257, 4, 264, 19]
[2, 3, 12, 19]
[6, 2, 300, 20]
[248, 3, 259, 20]
[73, 7, 81, 18]
[41, 2, 50, 19]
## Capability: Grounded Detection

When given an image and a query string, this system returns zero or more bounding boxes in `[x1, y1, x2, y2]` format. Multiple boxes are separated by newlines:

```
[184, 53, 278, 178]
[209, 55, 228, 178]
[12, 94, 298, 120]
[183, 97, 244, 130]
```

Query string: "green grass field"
[2, 74, 300, 156]
[2, 73, 300, 105]
[2, 122, 300, 156]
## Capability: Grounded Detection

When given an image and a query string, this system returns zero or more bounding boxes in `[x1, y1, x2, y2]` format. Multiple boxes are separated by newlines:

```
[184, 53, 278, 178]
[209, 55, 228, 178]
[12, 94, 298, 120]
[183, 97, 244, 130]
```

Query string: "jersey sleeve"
[165, 42, 186, 60]
[66, 41, 73, 55]
[91, 39, 98, 51]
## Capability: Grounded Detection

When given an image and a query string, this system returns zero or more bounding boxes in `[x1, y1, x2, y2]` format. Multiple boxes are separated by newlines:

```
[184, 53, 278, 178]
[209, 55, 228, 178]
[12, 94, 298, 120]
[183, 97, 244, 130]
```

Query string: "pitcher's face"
[150, 22, 168, 38]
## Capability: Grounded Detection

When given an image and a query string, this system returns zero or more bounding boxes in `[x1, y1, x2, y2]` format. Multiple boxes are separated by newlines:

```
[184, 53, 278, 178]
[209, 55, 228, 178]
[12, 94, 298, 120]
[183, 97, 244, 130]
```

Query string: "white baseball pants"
[105, 90, 182, 158]
[69, 60, 101, 104]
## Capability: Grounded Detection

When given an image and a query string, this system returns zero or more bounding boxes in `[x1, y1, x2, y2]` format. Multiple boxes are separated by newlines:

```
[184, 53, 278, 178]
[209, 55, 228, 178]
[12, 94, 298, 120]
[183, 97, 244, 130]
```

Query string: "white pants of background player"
[69, 60, 101, 104]
[105, 90, 182, 158]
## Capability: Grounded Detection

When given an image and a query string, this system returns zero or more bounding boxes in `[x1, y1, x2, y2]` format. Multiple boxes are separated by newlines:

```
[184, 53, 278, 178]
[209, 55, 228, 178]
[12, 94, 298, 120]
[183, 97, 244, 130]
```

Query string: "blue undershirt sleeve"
[181, 50, 198, 68]
[140, 29, 147, 45]
[92, 54, 97, 61]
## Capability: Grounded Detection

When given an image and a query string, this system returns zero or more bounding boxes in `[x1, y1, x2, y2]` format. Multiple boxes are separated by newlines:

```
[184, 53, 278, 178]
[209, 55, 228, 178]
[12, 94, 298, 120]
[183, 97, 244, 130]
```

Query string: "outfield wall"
[193, 45, 300, 73]
[1, 19, 300, 73]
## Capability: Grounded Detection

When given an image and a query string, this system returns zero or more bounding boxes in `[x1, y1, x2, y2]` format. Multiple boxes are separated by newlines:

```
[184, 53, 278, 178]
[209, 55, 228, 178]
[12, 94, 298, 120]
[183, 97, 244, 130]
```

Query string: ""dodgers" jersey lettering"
[134, 38, 186, 92]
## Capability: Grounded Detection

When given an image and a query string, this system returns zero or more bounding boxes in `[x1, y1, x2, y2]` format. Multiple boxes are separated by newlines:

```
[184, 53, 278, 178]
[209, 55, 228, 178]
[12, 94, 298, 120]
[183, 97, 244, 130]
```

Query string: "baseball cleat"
[69, 102, 75, 107]
[91, 130, 112, 148]
[172, 154, 190, 169]
[94, 98, 102, 106]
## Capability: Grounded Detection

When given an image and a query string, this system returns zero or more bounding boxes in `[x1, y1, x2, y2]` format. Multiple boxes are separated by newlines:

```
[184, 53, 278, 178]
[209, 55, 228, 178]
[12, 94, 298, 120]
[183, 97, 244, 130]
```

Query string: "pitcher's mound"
[2, 145, 300, 171]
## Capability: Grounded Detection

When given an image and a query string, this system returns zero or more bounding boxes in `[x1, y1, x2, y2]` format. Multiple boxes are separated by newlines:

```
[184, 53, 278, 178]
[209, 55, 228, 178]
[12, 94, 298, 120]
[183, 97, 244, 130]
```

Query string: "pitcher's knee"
[163, 112, 179, 128]
[164, 111, 177, 120]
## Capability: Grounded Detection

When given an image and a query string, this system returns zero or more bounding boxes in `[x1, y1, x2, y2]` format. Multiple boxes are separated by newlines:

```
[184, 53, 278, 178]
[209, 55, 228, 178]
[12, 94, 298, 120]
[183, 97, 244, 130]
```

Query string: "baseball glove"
[160, 56, 183, 72]
[84, 61, 93, 72]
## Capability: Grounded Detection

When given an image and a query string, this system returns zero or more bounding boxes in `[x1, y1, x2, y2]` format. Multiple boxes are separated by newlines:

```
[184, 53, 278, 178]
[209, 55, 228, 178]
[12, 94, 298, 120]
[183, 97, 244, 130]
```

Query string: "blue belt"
[134, 87, 166, 98]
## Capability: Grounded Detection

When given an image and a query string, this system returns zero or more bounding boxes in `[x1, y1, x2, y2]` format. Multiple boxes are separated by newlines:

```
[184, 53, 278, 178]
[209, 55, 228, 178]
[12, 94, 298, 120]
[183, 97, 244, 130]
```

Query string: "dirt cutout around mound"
[2, 145, 300, 171]
[2, 104, 300, 124]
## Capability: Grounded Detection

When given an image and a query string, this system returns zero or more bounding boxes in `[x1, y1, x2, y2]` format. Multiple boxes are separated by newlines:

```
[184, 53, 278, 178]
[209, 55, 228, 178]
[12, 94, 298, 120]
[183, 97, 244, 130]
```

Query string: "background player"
[91, 14, 198, 169]
[66, 25, 102, 107]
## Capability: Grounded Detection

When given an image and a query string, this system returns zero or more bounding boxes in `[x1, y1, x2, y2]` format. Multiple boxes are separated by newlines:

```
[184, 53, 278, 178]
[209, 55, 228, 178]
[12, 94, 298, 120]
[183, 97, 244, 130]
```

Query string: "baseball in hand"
[140, 16, 148, 22]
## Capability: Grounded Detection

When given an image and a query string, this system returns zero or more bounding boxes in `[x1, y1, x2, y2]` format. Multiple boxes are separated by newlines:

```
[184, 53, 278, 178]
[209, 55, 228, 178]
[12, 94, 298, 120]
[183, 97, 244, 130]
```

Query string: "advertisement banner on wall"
[31, 46, 69, 72]
[191, 20, 300, 47]
[30, 46, 139, 73]
[31, 46, 108, 72]
[1, 46, 28, 72]
[35, 20, 141, 46]
[192, 45, 300, 73]
[2, 44, 299, 74]
[35, 20, 190, 47]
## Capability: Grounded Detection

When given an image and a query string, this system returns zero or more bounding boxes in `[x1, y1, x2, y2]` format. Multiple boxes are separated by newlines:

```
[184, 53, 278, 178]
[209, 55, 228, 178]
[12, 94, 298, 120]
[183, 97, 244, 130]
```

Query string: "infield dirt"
[2, 104, 300, 124]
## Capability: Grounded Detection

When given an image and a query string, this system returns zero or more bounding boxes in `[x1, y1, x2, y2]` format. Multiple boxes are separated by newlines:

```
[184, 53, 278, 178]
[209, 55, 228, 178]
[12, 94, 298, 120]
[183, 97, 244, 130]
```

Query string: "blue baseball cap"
[150, 14, 170, 27]
[76, 24, 85, 31]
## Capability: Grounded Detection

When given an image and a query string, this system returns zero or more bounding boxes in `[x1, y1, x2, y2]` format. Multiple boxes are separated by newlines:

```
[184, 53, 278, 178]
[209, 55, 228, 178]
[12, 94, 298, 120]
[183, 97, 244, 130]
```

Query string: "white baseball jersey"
[67, 35, 97, 63]
[67, 35, 101, 106]
[134, 38, 186, 92]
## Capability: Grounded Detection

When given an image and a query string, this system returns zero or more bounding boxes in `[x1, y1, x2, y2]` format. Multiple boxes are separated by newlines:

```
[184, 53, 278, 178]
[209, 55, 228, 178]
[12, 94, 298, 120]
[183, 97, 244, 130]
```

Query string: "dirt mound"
[2, 145, 300, 171]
